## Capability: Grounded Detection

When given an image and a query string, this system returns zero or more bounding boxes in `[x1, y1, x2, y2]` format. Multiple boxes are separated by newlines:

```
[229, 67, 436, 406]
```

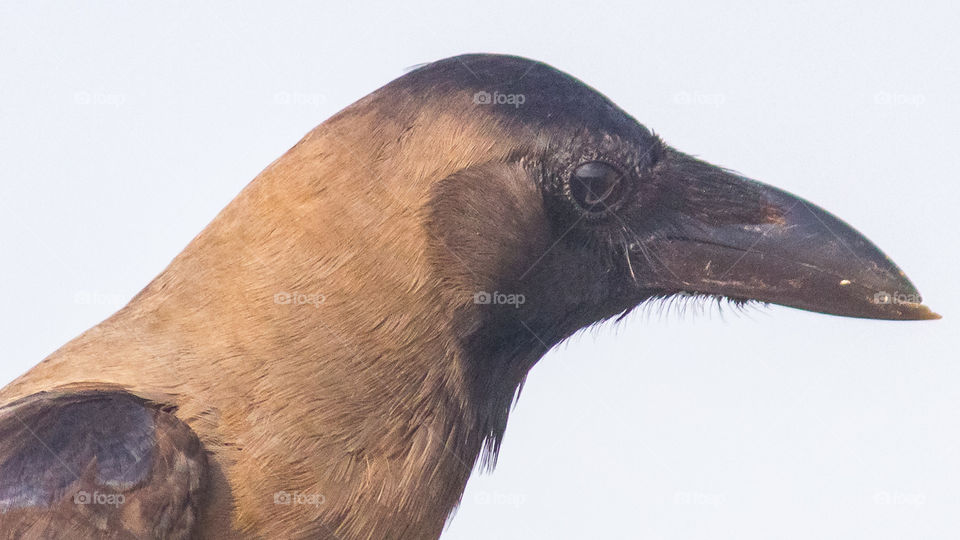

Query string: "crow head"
[307, 53, 935, 459]
[415, 54, 935, 326]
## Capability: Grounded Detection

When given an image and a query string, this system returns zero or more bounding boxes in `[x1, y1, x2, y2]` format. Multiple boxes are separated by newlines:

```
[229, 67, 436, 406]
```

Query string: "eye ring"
[567, 161, 629, 218]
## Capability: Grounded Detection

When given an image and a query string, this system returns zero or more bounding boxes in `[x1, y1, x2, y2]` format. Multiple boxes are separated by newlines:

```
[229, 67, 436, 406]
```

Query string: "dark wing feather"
[0, 390, 208, 539]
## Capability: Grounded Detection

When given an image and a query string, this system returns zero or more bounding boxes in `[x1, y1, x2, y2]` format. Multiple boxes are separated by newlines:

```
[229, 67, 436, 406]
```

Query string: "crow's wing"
[0, 390, 207, 539]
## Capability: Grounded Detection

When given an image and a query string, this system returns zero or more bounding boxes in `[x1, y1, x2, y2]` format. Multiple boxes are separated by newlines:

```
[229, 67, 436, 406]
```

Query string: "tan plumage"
[0, 56, 537, 540]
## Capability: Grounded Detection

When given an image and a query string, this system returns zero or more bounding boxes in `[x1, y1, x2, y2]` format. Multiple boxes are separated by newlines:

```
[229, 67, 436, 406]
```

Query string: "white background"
[1, 2, 958, 539]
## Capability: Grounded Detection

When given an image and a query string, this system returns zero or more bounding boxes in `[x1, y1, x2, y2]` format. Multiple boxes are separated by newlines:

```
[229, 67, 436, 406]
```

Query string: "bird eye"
[569, 161, 627, 216]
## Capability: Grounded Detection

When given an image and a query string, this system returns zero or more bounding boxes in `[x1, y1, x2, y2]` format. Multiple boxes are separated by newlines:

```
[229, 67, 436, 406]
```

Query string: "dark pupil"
[570, 162, 624, 214]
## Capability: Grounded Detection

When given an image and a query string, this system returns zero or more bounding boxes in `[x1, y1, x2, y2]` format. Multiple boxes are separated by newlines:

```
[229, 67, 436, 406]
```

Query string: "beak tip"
[916, 305, 942, 321]
[871, 280, 939, 321]
[881, 300, 941, 321]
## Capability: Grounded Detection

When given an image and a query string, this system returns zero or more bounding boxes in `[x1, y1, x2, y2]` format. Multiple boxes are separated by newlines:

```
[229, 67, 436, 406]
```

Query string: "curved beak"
[635, 151, 939, 321]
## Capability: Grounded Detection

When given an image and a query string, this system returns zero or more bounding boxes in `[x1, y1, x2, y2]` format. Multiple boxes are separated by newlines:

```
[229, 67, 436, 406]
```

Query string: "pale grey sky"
[1, 2, 957, 539]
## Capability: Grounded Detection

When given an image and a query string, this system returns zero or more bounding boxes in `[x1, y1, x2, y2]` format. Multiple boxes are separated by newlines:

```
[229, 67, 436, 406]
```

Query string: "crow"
[0, 54, 938, 539]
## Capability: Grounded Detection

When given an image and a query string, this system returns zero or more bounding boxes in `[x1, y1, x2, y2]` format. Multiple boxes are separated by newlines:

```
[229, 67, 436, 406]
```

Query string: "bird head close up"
[0, 53, 940, 540]
[268, 53, 937, 462]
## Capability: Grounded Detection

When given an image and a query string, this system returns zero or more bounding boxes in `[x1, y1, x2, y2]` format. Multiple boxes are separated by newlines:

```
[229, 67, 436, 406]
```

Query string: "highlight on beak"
[635, 154, 940, 321]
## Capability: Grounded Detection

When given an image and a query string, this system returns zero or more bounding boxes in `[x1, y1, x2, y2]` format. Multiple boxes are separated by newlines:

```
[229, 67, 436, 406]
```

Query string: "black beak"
[634, 151, 939, 321]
